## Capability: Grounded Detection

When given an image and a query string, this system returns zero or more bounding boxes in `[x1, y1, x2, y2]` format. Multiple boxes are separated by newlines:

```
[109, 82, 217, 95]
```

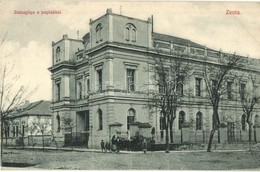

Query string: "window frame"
[56, 46, 61, 62]
[195, 78, 202, 97]
[160, 111, 166, 130]
[241, 114, 246, 131]
[98, 109, 103, 130]
[179, 111, 186, 130]
[127, 69, 135, 92]
[196, 112, 203, 130]
[124, 23, 137, 42]
[240, 83, 246, 100]
[127, 108, 136, 130]
[56, 82, 61, 101]
[95, 23, 103, 43]
[227, 81, 232, 100]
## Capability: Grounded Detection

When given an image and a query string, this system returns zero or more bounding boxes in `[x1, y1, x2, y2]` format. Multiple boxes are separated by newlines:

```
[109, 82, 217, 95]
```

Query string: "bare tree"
[27, 122, 37, 148]
[147, 53, 193, 152]
[239, 75, 260, 143]
[203, 52, 242, 152]
[32, 116, 51, 150]
[61, 115, 76, 150]
[0, 32, 36, 158]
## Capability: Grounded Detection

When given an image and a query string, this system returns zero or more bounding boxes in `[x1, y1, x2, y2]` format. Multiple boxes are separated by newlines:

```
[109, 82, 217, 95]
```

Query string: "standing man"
[100, 140, 105, 153]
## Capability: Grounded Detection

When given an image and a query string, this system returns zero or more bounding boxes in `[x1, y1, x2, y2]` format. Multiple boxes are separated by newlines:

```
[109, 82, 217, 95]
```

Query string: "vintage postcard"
[1, 0, 260, 170]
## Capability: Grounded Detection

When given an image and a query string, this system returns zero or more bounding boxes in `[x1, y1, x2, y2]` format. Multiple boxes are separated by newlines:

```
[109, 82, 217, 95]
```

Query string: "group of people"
[100, 140, 110, 153]
[101, 135, 153, 153]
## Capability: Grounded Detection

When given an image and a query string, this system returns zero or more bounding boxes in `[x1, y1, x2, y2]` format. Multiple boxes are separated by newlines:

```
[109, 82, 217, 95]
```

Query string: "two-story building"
[49, 9, 260, 148]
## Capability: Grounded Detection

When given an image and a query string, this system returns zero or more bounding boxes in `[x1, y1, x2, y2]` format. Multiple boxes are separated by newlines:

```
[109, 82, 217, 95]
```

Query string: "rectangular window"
[56, 82, 61, 101]
[195, 78, 202, 96]
[16, 126, 19, 137]
[97, 70, 102, 91]
[77, 80, 82, 99]
[240, 83, 246, 100]
[87, 78, 90, 94]
[227, 82, 232, 100]
[177, 76, 184, 96]
[22, 125, 25, 136]
[127, 69, 135, 92]
[7, 126, 10, 137]
[158, 73, 164, 94]
[13, 126, 15, 137]
[212, 80, 218, 92]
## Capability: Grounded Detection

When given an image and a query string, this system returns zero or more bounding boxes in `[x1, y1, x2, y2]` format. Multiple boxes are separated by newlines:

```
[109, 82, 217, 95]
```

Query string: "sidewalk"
[3, 146, 138, 154]
[3, 146, 250, 154]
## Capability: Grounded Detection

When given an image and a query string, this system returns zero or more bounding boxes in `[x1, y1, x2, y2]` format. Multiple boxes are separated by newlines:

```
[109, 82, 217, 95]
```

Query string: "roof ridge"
[19, 100, 43, 113]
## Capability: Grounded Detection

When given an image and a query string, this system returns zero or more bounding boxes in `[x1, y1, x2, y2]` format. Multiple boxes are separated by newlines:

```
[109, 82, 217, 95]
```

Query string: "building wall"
[50, 9, 260, 148]
[3, 115, 52, 147]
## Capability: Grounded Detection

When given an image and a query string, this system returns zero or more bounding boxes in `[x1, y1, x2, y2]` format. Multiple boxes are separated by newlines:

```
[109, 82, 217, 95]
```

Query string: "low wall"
[2, 135, 52, 147]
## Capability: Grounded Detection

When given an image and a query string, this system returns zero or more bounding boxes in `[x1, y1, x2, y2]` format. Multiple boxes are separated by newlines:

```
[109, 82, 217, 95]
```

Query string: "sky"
[0, 1, 260, 102]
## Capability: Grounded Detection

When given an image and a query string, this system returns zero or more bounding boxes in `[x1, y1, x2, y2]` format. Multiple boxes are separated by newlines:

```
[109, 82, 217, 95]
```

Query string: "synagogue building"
[49, 9, 260, 148]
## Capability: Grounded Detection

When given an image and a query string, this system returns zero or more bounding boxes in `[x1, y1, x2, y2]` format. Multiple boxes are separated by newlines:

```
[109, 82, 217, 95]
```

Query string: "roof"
[10, 100, 52, 118]
[109, 122, 123, 126]
[130, 121, 152, 128]
[153, 32, 205, 49]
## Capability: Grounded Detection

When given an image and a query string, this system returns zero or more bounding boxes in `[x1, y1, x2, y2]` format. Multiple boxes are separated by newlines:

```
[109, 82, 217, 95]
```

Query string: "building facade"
[3, 100, 52, 146]
[49, 9, 260, 148]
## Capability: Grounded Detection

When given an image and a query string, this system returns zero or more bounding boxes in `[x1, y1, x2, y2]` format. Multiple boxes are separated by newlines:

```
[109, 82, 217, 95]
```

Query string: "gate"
[227, 122, 235, 143]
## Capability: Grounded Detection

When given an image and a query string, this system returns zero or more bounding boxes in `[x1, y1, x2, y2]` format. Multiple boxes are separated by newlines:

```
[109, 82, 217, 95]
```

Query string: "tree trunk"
[1, 117, 3, 158]
[5, 134, 8, 147]
[165, 126, 169, 153]
[207, 129, 215, 152]
[218, 129, 220, 143]
[71, 131, 73, 150]
[31, 135, 34, 149]
[22, 135, 24, 149]
[42, 133, 44, 150]
[248, 124, 252, 143]
[169, 121, 173, 143]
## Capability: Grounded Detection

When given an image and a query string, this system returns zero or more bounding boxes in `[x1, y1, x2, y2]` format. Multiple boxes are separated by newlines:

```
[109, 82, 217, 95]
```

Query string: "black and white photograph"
[1, 1, 260, 170]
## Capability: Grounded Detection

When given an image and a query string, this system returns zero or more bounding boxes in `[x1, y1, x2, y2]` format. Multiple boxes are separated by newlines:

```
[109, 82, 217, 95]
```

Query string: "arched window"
[125, 27, 130, 41]
[196, 112, 203, 130]
[77, 81, 82, 99]
[124, 23, 136, 42]
[177, 83, 184, 96]
[87, 78, 90, 93]
[160, 111, 166, 130]
[96, 23, 103, 43]
[98, 109, 103, 130]
[179, 111, 185, 130]
[131, 29, 136, 42]
[241, 114, 246, 131]
[127, 108, 135, 130]
[56, 114, 60, 132]
[255, 115, 259, 127]
[56, 46, 60, 62]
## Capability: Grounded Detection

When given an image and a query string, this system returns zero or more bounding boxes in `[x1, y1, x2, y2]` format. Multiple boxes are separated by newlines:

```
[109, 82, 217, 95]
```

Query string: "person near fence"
[142, 138, 147, 154]
[111, 135, 116, 151]
[105, 141, 110, 153]
[100, 140, 105, 152]
[150, 138, 155, 152]
[116, 136, 120, 153]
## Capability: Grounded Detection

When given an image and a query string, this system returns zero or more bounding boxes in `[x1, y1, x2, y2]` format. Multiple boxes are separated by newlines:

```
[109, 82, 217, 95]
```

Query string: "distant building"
[3, 100, 52, 146]
[49, 9, 260, 148]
